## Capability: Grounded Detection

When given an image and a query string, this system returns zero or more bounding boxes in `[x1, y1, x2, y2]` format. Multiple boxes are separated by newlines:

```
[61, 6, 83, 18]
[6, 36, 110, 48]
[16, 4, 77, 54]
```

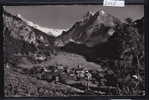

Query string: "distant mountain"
[17, 14, 66, 37]
[55, 10, 121, 47]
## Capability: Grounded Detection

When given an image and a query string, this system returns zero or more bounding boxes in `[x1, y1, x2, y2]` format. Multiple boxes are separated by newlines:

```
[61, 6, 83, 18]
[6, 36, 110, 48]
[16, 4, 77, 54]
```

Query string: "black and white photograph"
[3, 5, 144, 96]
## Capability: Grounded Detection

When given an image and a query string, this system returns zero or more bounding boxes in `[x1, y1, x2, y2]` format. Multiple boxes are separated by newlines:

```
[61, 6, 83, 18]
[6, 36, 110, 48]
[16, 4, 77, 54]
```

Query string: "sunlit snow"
[17, 14, 66, 37]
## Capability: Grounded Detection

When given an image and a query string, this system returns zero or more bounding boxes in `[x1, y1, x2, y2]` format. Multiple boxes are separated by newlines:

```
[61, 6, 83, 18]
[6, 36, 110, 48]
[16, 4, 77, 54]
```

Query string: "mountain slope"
[3, 11, 56, 46]
[3, 11, 56, 63]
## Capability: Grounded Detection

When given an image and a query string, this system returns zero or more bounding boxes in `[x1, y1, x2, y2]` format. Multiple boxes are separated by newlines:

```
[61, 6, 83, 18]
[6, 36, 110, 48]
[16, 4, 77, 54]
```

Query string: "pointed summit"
[93, 9, 106, 17]
[83, 11, 94, 22]
[85, 11, 94, 17]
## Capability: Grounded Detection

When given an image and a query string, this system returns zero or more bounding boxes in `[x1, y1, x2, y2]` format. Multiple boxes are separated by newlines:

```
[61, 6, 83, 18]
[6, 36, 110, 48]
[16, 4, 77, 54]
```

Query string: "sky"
[4, 5, 144, 29]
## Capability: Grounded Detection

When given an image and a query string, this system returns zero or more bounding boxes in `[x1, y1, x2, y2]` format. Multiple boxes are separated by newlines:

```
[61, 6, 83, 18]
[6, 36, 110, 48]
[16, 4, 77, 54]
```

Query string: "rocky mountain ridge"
[3, 11, 56, 62]
[55, 10, 121, 47]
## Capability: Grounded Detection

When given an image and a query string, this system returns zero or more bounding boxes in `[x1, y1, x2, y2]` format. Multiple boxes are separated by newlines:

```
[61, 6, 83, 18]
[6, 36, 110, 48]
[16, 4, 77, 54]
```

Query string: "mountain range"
[3, 8, 144, 96]
[54, 10, 144, 61]
[3, 9, 144, 62]
[55, 10, 121, 47]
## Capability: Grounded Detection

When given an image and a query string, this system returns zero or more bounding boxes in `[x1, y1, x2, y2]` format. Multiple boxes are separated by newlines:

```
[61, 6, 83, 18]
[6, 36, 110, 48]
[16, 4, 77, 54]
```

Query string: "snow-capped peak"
[98, 9, 106, 15]
[47, 28, 66, 37]
[17, 14, 65, 37]
[100, 10, 105, 15]
[17, 14, 22, 18]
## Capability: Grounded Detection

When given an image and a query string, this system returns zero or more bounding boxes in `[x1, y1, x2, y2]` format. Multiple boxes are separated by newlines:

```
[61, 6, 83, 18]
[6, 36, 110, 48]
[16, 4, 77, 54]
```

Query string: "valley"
[3, 8, 145, 96]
